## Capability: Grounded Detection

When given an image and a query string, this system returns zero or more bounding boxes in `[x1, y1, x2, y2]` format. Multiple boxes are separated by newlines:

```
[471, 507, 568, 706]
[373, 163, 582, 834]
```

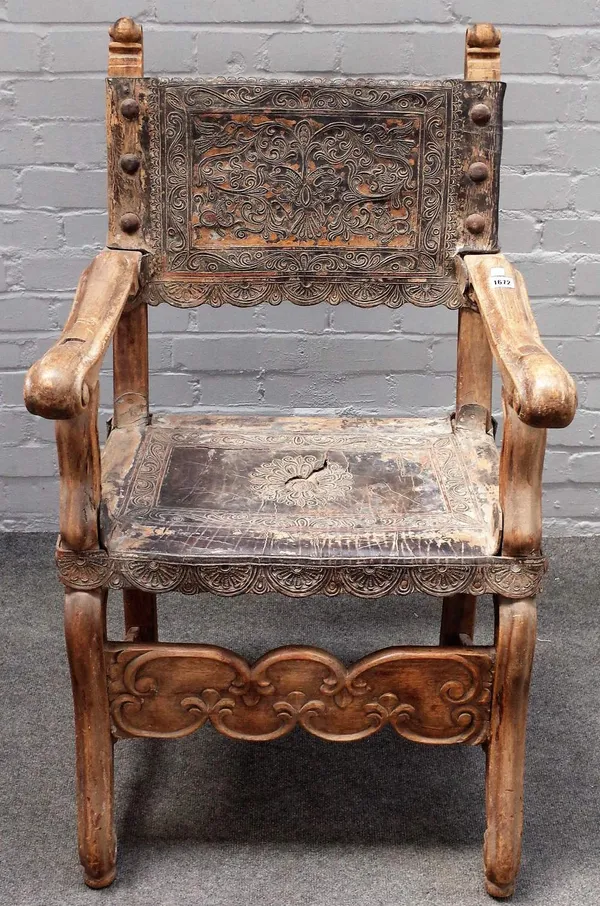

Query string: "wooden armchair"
[24, 19, 576, 898]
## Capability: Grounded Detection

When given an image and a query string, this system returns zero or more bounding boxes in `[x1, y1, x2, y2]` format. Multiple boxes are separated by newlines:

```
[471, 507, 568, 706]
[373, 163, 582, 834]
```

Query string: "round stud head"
[120, 153, 141, 175]
[470, 103, 492, 126]
[468, 161, 490, 183]
[120, 212, 141, 234]
[465, 213, 486, 235]
[120, 98, 140, 120]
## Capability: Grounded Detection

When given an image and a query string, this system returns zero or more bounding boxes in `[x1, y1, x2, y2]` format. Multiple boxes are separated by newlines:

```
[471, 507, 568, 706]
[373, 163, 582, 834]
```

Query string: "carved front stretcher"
[107, 644, 494, 745]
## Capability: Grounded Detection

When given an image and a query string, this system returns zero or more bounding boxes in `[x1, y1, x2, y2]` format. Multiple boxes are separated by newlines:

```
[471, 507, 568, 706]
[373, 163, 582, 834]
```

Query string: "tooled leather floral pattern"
[192, 116, 418, 246]
[135, 78, 502, 307]
[248, 453, 353, 508]
[56, 547, 547, 599]
[149, 81, 459, 282]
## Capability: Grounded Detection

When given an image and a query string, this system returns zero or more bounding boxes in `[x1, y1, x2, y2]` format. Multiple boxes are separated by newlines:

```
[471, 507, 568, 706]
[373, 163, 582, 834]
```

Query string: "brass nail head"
[470, 103, 492, 126]
[120, 212, 140, 233]
[120, 98, 140, 120]
[120, 153, 141, 175]
[468, 161, 490, 183]
[465, 213, 486, 235]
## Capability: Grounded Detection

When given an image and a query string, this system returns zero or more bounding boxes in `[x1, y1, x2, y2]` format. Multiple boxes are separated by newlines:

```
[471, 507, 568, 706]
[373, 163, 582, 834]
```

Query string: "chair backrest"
[106, 27, 504, 311]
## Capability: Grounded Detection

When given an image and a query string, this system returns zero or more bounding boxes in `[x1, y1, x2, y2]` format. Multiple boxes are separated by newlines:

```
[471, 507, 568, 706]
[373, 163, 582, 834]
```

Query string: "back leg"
[440, 593, 477, 645]
[123, 588, 157, 642]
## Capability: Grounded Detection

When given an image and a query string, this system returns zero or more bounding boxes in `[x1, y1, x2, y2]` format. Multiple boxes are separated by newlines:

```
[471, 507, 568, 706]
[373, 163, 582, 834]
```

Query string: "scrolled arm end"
[24, 341, 91, 420]
[463, 254, 577, 430]
[510, 350, 577, 429]
[23, 249, 142, 421]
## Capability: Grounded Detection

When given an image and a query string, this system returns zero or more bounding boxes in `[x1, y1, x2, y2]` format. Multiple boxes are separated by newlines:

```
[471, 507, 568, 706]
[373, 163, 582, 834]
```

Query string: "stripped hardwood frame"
[22, 18, 578, 900]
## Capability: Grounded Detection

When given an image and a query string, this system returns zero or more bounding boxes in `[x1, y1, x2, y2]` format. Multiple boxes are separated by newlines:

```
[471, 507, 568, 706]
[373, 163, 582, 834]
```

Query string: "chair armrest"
[463, 254, 577, 429]
[24, 249, 142, 420]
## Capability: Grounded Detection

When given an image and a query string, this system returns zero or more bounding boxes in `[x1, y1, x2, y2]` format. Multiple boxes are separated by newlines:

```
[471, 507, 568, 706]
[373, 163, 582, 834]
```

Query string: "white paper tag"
[490, 266, 515, 289]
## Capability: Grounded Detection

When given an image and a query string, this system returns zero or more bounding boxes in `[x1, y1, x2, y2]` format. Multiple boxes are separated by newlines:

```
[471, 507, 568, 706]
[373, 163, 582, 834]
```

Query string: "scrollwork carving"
[137, 77, 503, 309]
[106, 643, 494, 745]
[144, 278, 462, 309]
[190, 116, 418, 247]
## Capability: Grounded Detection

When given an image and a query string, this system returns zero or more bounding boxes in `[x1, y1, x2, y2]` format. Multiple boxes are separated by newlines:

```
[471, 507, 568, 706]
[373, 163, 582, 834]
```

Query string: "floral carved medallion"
[249, 453, 353, 507]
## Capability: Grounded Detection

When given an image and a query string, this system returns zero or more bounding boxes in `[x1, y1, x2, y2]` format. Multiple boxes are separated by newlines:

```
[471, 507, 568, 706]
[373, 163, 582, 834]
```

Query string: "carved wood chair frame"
[24, 19, 577, 899]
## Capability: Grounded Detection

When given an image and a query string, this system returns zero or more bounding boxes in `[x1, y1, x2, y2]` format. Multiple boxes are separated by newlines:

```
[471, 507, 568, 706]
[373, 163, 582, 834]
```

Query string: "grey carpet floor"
[1, 534, 598, 906]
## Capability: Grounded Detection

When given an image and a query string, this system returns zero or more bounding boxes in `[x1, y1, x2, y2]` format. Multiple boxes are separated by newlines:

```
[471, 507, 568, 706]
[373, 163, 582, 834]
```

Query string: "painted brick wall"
[1, 2, 599, 534]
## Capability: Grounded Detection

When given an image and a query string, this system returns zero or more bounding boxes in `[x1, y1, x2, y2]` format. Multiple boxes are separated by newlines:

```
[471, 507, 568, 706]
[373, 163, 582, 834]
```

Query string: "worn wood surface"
[499, 393, 547, 558]
[108, 17, 143, 77]
[455, 22, 498, 417]
[440, 593, 477, 646]
[447, 25, 500, 649]
[464, 253, 577, 429]
[106, 642, 494, 745]
[485, 595, 537, 898]
[123, 588, 157, 643]
[100, 413, 501, 562]
[456, 307, 493, 418]
[465, 24, 501, 81]
[113, 301, 149, 428]
[23, 248, 142, 551]
[64, 588, 115, 888]
[56, 383, 101, 551]
[24, 249, 142, 421]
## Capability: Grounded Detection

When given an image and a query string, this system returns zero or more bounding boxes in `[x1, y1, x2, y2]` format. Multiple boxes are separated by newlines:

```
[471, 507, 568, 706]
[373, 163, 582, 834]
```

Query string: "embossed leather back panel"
[107, 78, 504, 309]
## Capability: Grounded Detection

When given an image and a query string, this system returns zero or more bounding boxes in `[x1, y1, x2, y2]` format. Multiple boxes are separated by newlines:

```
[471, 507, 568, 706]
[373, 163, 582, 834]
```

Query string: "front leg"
[64, 587, 116, 888]
[484, 595, 537, 897]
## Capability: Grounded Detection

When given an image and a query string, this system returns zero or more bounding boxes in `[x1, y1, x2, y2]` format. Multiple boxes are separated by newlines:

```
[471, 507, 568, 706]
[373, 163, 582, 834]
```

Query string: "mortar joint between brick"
[332, 30, 343, 72]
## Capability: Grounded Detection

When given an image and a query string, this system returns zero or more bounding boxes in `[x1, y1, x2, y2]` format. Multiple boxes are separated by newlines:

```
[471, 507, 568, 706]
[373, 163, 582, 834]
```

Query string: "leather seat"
[101, 412, 501, 567]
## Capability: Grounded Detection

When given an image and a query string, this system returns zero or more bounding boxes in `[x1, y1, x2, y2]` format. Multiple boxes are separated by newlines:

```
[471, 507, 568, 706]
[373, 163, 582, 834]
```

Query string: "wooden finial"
[464, 23, 501, 81]
[108, 17, 143, 77]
